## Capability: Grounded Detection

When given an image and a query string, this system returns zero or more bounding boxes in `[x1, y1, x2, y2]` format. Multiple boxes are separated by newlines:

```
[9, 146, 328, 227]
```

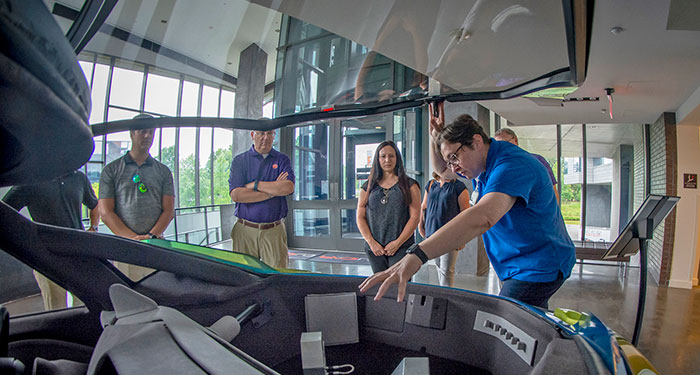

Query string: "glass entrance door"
[285, 114, 390, 252]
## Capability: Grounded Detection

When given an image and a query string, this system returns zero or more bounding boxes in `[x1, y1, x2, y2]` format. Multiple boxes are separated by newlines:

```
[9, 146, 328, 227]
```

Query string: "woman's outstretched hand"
[358, 254, 423, 302]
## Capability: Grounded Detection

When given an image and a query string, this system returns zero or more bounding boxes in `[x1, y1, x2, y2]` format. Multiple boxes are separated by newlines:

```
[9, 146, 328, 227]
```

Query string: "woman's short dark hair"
[438, 114, 490, 149]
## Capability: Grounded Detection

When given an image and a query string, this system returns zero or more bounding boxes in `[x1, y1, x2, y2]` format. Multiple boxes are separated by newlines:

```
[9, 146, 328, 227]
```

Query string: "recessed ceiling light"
[610, 26, 624, 35]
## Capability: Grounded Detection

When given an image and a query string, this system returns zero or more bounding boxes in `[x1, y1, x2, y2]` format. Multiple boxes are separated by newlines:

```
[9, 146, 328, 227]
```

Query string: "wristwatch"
[405, 243, 429, 264]
[253, 180, 260, 191]
[148, 232, 159, 239]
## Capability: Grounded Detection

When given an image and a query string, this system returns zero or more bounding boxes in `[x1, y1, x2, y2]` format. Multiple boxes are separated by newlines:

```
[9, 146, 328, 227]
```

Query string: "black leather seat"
[0, 306, 26, 375]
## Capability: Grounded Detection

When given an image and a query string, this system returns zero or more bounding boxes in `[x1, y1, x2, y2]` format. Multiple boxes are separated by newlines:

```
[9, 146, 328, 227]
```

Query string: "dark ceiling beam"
[65, 0, 118, 54]
[562, 0, 593, 86]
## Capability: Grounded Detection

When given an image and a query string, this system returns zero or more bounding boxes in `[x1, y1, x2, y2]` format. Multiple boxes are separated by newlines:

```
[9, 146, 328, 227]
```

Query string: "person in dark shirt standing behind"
[419, 172, 470, 286]
[2, 170, 99, 310]
[229, 129, 295, 268]
[494, 128, 559, 201]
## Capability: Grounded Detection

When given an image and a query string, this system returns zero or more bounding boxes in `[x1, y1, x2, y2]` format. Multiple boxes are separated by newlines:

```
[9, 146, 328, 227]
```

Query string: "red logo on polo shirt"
[273, 163, 278, 169]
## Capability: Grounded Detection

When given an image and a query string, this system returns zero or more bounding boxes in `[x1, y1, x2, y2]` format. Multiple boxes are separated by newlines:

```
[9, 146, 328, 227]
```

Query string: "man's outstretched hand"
[358, 254, 423, 302]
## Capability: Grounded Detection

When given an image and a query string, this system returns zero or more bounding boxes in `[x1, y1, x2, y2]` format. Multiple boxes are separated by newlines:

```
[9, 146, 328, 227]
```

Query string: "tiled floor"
[291, 257, 700, 375]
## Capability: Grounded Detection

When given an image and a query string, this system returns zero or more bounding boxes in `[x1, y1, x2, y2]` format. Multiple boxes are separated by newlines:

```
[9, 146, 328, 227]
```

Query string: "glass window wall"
[585, 124, 645, 242]
[78, 53, 239, 215]
[293, 124, 329, 201]
[560, 124, 583, 241]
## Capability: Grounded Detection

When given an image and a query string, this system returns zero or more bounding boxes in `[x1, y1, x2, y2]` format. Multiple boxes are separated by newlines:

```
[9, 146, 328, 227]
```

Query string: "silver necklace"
[380, 187, 390, 204]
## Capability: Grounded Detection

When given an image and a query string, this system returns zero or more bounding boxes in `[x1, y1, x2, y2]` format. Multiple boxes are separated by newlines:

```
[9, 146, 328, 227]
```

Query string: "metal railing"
[173, 204, 230, 246]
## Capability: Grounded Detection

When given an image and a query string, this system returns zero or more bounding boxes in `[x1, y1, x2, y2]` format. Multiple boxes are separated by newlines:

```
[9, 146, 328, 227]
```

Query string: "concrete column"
[437, 101, 490, 276]
[443, 101, 491, 136]
[232, 43, 267, 157]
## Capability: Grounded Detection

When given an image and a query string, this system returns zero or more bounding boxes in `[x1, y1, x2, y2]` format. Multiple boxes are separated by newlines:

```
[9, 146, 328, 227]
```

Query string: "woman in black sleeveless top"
[357, 141, 421, 273]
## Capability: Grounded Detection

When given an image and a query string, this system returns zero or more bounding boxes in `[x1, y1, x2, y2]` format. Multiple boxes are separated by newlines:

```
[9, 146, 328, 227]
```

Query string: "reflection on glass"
[584, 124, 645, 242]
[263, 101, 273, 118]
[220, 90, 235, 118]
[105, 131, 131, 164]
[341, 117, 386, 200]
[90, 138, 104, 162]
[293, 209, 329, 237]
[275, 17, 428, 116]
[293, 124, 329, 201]
[145, 72, 179, 116]
[341, 209, 361, 238]
[201, 85, 219, 117]
[181, 81, 199, 116]
[109, 67, 143, 109]
[108, 107, 139, 121]
[89, 63, 109, 124]
[79, 61, 94, 86]
[213, 129, 233, 204]
[199, 128, 213, 205]
[179, 128, 197, 207]
[160, 128, 177, 173]
[561, 124, 583, 241]
[86, 163, 102, 203]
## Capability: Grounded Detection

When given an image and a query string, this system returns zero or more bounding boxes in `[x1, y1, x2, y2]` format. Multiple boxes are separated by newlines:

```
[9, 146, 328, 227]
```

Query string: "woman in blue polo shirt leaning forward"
[360, 102, 575, 309]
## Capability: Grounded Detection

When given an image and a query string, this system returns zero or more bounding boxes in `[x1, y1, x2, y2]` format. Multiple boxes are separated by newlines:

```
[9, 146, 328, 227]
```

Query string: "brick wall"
[647, 113, 677, 285]
[633, 126, 646, 212]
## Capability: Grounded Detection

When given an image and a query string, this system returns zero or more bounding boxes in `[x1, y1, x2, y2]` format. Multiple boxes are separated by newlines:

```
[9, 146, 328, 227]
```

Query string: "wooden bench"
[573, 240, 630, 274]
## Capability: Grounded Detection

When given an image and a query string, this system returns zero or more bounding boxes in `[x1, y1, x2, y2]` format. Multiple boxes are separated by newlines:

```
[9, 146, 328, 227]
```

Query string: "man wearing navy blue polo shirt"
[361, 103, 575, 309]
[228, 130, 295, 268]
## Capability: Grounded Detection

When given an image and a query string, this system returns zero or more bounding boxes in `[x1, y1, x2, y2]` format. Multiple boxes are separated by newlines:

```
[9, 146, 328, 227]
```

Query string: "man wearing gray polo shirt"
[99, 114, 175, 279]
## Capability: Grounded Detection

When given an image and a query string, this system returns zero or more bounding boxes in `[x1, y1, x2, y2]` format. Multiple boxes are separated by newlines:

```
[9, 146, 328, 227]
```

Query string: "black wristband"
[253, 180, 259, 191]
[406, 243, 429, 264]
[148, 232, 158, 239]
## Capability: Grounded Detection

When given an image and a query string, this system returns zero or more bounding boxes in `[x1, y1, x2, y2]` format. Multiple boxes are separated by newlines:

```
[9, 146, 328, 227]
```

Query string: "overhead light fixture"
[610, 26, 624, 35]
[563, 97, 599, 103]
[605, 88, 614, 119]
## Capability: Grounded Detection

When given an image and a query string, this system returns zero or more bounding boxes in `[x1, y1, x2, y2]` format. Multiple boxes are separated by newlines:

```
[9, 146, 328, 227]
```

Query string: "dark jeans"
[499, 271, 565, 309]
[365, 246, 409, 273]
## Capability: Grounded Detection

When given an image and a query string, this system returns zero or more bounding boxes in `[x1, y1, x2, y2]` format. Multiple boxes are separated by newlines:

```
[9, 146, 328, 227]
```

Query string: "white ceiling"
[481, 0, 700, 126]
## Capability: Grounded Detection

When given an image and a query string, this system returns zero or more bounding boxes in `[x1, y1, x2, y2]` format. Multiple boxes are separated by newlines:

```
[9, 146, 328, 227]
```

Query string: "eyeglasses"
[132, 174, 148, 193]
[446, 144, 465, 166]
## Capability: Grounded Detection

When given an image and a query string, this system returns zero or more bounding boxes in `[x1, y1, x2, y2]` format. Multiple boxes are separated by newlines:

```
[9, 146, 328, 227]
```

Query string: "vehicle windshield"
[46, 0, 573, 127]
[143, 238, 310, 274]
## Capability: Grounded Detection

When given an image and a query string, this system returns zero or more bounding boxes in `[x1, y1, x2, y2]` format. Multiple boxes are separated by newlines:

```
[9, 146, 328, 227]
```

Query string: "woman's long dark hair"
[362, 140, 414, 206]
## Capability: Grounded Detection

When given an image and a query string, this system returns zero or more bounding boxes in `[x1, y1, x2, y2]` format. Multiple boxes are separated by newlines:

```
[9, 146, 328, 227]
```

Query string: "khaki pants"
[113, 262, 155, 281]
[231, 220, 288, 269]
[435, 249, 460, 287]
[33, 271, 82, 310]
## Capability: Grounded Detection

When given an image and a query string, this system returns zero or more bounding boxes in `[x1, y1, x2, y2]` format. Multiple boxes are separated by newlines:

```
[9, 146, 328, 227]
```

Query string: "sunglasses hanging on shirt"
[132, 174, 148, 193]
